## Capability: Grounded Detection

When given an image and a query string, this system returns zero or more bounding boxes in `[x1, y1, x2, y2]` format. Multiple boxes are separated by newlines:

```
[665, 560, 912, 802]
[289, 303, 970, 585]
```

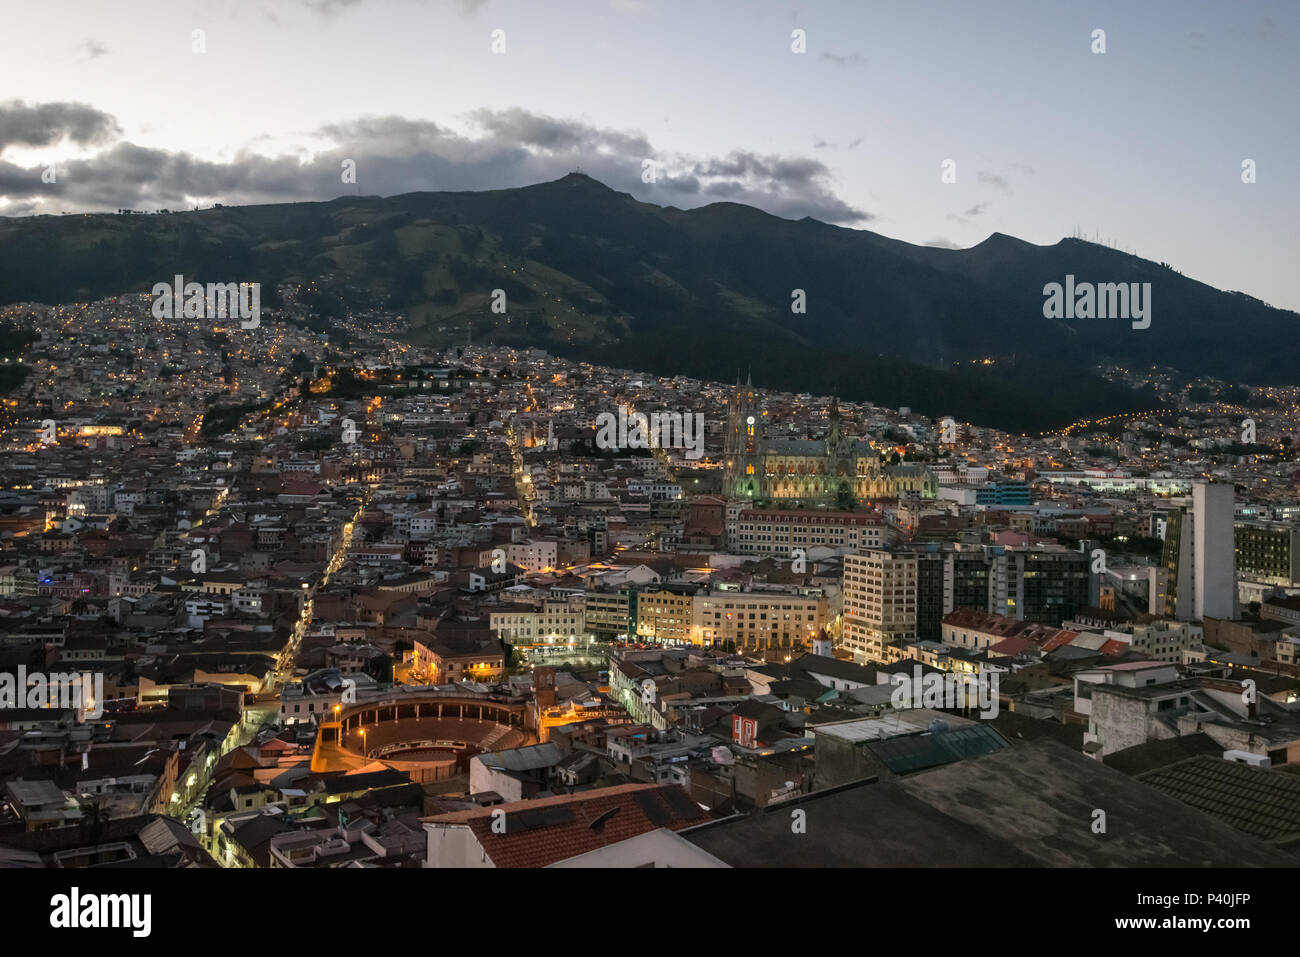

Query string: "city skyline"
[1, 0, 1297, 907]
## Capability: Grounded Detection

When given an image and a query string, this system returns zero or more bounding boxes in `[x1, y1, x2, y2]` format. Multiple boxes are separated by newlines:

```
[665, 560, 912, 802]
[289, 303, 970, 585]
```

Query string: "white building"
[508, 539, 558, 574]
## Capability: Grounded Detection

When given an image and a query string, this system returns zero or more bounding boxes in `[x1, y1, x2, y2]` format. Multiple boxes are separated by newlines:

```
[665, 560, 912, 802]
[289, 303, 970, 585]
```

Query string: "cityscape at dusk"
[0, 0, 1295, 938]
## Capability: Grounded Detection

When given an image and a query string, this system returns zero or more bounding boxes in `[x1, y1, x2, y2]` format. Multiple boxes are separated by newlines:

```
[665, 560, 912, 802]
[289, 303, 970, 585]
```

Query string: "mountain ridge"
[1, 172, 1290, 431]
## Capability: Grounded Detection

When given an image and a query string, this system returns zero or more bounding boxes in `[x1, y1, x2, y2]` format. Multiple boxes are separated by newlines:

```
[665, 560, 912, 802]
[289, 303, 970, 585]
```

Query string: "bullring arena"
[311, 693, 535, 783]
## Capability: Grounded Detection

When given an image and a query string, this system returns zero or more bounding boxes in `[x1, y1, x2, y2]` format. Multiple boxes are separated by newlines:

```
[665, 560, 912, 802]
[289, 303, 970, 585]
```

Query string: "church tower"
[825, 396, 843, 454]
[724, 371, 762, 500]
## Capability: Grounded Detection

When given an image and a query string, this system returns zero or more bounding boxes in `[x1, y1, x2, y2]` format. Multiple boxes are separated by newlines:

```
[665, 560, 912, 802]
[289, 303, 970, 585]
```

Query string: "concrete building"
[508, 539, 558, 574]
[1235, 520, 1300, 588]
[1163, 482, 1236, 621]
[489, 597, 586, 645]
[583, 588, 631, 638]
[692, 586, 829, 651]
[1128, 619, 1198, 663]
[843, 550, 918, 662]
[727, 508, 899, 558]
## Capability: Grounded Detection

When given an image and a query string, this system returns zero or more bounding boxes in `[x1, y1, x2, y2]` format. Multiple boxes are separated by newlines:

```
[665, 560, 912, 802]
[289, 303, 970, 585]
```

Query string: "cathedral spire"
[826, 396, 842, 453]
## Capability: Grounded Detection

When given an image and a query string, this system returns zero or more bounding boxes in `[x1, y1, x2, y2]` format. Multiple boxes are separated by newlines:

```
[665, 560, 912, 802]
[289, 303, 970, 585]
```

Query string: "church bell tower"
[724, 371, 761, 500]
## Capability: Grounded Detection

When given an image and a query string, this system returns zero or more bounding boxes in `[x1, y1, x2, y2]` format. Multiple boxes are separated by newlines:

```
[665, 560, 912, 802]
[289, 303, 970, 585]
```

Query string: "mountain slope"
[2, 173, 1287, 431]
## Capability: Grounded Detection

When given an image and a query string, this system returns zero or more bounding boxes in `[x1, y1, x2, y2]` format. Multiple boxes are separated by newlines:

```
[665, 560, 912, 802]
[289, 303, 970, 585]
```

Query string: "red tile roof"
[986, 636, 1038, 657]
[1039, 630, 1080, 653]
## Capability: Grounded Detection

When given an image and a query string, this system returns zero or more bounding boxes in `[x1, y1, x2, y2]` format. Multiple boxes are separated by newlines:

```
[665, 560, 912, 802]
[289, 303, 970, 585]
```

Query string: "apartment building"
[692, 586, 829, 651]
[631, 587, 697, 645]
[1235, 520, 1300, 587]
[842, 550, 918, 663]
[584, 588, 632, 638]
[727, 508, 898, 558]
[489, 596, 586, 644]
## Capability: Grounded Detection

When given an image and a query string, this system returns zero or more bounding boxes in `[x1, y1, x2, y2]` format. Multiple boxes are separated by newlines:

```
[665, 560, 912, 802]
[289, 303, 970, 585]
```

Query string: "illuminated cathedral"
[722, 374, 937, 505]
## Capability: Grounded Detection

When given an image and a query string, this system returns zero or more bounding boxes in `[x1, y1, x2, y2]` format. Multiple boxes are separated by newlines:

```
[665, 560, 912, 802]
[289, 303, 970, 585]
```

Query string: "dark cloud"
[0, 100, 121, 154]
[677, 149, 867, 221]
[466, 108, 651, 157]
[0, 106, 870, 226]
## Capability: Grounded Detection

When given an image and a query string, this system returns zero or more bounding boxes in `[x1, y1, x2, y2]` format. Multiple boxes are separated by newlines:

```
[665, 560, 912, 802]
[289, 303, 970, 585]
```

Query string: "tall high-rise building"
[913, 544, 948, 641]
[1162, 481, 1236, 621]
[842, 550, 918, 661]
[1001, 547, 1093, 624]
[1235, 521, 1300, 587]
[842, 542, 1089, 661]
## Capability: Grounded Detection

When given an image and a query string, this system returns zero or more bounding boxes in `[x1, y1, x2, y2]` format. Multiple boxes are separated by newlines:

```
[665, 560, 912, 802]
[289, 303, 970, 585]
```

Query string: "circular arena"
[313, 695, 535, 783]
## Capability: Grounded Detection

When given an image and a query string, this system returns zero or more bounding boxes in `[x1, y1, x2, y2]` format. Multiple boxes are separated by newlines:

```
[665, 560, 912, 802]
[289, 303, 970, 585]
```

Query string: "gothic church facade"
[722, 376, 937, 505]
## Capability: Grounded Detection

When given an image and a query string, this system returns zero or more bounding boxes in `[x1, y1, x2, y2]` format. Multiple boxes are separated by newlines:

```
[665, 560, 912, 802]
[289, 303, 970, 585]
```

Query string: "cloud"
[0, 100, 122, 155]
[677, 149, 868, 221]
[924, 237, 960, 249]
[0, 105, 870, 225]
[976, 171, 1009, 191]
[466, 107, 652, 157]
[964, 202, 988, 217]
[820, 51, 865, 67]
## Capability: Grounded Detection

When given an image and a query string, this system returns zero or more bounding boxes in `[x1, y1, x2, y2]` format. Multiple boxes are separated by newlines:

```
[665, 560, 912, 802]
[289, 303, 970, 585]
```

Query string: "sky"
[1, 0, 1297, 311]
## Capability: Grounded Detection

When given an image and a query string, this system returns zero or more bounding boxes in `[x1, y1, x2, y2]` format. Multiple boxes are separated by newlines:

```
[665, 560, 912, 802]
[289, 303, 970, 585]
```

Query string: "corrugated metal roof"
[866, 724, 1009, 775]
[479, 742, 563, 772]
